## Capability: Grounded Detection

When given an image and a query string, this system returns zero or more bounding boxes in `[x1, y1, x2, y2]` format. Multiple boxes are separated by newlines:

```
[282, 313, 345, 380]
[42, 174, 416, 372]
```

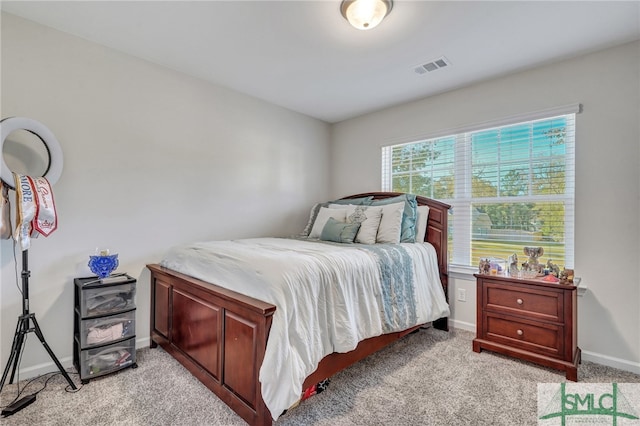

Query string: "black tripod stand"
[0, 250, 77, 392]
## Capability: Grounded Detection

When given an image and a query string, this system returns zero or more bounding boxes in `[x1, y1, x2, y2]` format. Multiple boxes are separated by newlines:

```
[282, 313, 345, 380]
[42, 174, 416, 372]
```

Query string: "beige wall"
[2, 12, 639, 377]
[0, 13, 331, 375]
[331, 41, 640, 372]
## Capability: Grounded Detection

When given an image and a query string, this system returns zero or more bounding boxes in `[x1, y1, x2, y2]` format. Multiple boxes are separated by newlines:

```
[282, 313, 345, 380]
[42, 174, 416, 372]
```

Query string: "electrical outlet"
[457, 288, 466, 302]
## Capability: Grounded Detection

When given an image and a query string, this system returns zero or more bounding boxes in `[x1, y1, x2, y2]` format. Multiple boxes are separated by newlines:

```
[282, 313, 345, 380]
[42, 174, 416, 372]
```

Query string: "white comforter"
[160, 237, 449, 420]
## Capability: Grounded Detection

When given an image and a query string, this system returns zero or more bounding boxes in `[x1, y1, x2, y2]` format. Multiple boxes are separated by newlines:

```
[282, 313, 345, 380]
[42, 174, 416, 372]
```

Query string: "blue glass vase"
[88, 254, 119, 279]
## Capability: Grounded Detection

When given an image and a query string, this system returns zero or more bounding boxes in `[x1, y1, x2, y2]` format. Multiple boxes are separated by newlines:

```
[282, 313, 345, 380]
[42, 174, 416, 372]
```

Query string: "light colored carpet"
[1, 328, 638, 425]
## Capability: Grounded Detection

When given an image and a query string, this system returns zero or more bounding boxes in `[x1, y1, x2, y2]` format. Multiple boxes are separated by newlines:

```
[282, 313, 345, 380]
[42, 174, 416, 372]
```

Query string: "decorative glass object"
[507, 253, 519, 276]
[521, 270, 539, 279]
[88, 250, 119, 279]
[489, 258, 505, 275]
[523, 246, 544, 274]
[523, 246, 543, 264]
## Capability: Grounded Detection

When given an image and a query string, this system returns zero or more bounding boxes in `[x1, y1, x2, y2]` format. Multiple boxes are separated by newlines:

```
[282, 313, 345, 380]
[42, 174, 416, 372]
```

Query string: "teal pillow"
[330, 196, 374, 206]
[369, 194, 418, 243]
[320, 217, 361, 243]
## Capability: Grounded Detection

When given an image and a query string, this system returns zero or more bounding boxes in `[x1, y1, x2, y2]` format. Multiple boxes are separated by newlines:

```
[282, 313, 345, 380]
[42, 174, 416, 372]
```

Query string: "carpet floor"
[1, 328, 638, 425]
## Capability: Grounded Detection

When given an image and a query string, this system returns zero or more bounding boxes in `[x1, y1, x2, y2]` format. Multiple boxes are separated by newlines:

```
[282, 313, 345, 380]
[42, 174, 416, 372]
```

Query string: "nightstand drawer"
[485, 313, 562, 357]
[485, 282, 563, 323]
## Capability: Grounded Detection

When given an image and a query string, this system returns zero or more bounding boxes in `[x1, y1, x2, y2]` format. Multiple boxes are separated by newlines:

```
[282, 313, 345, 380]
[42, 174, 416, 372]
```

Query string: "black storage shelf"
[73, 275, 138, 383]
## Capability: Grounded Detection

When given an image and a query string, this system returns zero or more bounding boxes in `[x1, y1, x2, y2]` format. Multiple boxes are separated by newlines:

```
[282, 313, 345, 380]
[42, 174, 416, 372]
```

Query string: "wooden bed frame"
[147, 192, 450, 426]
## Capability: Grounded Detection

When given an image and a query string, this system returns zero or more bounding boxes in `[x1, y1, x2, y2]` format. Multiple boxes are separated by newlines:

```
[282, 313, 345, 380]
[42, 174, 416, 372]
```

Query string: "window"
[382, 107, 577, 269]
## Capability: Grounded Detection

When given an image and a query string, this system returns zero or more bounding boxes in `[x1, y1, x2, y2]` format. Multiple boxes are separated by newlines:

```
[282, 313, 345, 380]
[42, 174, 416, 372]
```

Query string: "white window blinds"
[382, 105, 578, 269]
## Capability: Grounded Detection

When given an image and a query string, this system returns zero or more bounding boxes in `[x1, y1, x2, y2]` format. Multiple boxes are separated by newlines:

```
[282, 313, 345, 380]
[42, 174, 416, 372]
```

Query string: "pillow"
[330, 196, 373, 206]
[309, 207, 347, 239]
[415, 205, 430, 242]
[320, 217, 361, 243]
[369, 194, 418, 243]
[375, 202, 405, 244]
[300, 203, 325, 236]
[300, 196, 373, 237]
[329, 204, 383, 244]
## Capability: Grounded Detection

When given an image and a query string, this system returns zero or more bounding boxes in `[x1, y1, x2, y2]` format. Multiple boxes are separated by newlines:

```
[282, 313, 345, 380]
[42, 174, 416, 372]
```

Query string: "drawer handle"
[516, 298, 523, 305]
[516, 329, 524, 336]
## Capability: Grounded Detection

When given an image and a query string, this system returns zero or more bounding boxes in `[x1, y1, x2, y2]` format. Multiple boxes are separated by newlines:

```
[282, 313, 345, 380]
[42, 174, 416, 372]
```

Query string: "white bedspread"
[160, 237, 449, 420]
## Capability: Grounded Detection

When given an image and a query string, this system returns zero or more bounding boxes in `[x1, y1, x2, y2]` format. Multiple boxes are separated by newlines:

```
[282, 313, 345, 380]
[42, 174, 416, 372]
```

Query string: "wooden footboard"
[148, 263, 446, 426]
[148, 264, 275, 426]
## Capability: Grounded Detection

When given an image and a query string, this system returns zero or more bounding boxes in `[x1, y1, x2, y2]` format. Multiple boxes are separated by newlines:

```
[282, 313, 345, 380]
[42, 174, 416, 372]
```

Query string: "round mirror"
[2, 129, 50, 178]
[0, 117, 64, 189]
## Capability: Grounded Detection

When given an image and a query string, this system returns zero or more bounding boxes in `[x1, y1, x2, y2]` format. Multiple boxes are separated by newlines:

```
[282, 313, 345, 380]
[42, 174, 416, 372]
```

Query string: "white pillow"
[301, 203, 322, 236]
[329, 204, 383, 244]
[415, 205, 430, 242]
[309, 207, 347, 239]
[376, 202, 405, 244]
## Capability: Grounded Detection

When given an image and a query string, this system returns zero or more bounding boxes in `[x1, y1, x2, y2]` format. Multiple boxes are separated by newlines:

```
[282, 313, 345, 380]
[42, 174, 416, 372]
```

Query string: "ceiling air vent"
[414, 56, 451, 75]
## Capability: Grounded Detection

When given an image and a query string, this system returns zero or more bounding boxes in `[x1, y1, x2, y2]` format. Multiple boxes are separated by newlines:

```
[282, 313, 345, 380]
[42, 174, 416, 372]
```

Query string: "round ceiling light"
[340, 0, 393, 30]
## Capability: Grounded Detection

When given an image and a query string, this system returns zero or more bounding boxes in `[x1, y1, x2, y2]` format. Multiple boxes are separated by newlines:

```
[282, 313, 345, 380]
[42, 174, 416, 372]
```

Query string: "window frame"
[382, 104, 580, 272]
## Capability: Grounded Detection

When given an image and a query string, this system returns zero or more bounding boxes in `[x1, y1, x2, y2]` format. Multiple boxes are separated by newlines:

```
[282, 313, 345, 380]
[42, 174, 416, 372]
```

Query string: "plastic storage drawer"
[81, 283, 136, 317]
[80, 310, 135, 348]
[80, 337, 136, 379]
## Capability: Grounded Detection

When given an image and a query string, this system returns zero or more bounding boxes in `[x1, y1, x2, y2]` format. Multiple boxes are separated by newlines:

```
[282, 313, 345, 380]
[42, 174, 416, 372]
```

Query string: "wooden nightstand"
[472, 273, 580, 381]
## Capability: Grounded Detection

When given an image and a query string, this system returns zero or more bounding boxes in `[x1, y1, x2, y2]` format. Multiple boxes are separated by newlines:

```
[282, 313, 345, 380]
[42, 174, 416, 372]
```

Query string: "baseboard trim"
[451, 323, 640, 375]
[450, 319, 475, 333]
[580, 349, 640, 374]
[4, 336, 154, 382]
[6, 333, 638, 383]
[1, 354, 77, 383]
[136, 336, 151, 349]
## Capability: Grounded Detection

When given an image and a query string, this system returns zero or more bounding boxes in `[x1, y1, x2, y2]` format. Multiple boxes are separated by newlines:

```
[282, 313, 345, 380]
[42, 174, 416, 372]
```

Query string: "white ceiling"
[2, 1, 639, 123]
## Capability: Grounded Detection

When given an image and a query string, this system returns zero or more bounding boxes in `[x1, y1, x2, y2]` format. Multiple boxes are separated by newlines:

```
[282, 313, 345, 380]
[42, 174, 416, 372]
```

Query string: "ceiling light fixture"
[340, 0, 393, 30]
